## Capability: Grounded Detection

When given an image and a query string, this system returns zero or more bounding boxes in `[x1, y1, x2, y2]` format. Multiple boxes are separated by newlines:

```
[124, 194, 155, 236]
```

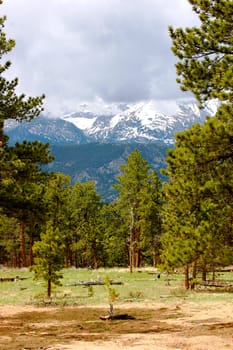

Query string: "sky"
[1, 0, 199, 116]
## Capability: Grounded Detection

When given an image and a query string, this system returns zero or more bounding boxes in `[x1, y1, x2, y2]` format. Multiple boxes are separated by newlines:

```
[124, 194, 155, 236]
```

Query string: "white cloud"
[2, 0, 199, 115]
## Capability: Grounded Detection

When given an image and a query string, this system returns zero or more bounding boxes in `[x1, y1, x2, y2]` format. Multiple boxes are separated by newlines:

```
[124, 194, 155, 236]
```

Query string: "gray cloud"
[2, 0, 198, 115]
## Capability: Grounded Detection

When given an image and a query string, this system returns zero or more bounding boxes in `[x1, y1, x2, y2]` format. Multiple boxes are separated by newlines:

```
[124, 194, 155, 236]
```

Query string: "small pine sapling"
[104, 275, 119, 317]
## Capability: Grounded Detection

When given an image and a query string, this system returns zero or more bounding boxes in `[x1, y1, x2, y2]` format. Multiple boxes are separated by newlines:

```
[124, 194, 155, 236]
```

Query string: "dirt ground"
[0, 301, 232, 350]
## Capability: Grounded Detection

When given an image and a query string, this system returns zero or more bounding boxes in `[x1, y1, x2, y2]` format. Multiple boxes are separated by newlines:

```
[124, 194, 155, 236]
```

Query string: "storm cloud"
[2, 0, 198, 115]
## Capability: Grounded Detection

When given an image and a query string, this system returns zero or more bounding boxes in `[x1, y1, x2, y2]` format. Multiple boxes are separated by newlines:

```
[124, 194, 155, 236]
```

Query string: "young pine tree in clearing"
[32, 222, 64, 298]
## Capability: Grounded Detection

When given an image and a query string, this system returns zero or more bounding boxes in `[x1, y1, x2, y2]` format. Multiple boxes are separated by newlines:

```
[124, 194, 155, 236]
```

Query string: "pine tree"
[66, 181, 103, 268]
[32, 222, 64, 298]
[0, 211, 20, 266]
[100, 202, 129, 267]
[0, 141, 54, 266]
[114, 149, 162, 271]
[43, 173, 71, 229]
[169, 0, 233, 104]
[160, 0, 233, 287]
[161, 109, 233, 287]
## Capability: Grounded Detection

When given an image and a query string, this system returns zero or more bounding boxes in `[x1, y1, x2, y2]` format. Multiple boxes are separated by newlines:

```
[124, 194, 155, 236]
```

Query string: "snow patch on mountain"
[63, 114, 97, 130]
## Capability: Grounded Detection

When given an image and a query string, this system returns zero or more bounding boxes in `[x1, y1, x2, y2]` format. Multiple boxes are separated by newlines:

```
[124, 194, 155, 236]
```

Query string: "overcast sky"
[2, 0, 199, 116]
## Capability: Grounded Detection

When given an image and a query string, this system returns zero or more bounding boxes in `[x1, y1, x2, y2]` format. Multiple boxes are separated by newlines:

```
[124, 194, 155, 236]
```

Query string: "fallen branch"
[64, 280, 123, 286]
[0, 276, 27, 282]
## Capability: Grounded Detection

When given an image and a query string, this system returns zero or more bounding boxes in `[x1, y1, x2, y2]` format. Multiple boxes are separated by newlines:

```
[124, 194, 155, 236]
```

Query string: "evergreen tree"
[43, 173, 71, 229]
[0, 211, 20, 266]
[100, 202, 129, 267]
[0, 141, 54, 266]
[169, 0, 233, 104]
[161, 125, 212, 287]
[66, 181, 103, 268]
[161, 109, 233, 287]
[114, 149, 162, 271]
[32, 222, 65, 298]
[160, 0, 233, 287]
[140, 170, 163, 267]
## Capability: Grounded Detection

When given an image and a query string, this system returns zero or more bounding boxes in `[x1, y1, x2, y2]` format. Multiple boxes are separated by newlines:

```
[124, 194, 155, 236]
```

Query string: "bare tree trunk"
[29, 231, 34, 266]
[47, 263, 52, 297]
[190, 261, 197, 290]
[20, 221, 27, 267]
[129, 207, 134, 273]
[135, 227, 141, 268]
[202, 266, 207, 282]
[184, 264, 189, 289]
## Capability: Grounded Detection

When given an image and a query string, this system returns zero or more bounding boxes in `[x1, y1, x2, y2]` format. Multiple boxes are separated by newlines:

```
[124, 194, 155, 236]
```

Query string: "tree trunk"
[92, 241, 98, 269]
[212, 265, 216, 282]
[153, 247, 157, 268]
[135, 227, 141, 268]
[29, 232, 34, 266]
[129, 207, 134, 273]
[202, 266, 207, 282]
[184, 264, 189, 289]
[20, 221, 27, 267]
[190, 261, 197, 290]
[47, 263, 52, 297]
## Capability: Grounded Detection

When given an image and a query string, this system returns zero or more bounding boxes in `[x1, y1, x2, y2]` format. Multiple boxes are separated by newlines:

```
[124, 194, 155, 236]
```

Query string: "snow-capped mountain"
[60, 99, 219, 144]
[5, 99, 219, 145]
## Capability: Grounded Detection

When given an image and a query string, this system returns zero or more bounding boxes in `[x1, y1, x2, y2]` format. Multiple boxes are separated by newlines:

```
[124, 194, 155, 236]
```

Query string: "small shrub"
[87, 285, 94, 297]
[128, 290, 144, 299]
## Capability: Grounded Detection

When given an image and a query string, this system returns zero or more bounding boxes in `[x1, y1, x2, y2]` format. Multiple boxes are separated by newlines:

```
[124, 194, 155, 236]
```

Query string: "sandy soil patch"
[0, 301, 232, 350]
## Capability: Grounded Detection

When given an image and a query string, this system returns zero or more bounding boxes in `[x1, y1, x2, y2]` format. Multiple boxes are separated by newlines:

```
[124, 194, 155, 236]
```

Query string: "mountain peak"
[5, 99, 219, 145]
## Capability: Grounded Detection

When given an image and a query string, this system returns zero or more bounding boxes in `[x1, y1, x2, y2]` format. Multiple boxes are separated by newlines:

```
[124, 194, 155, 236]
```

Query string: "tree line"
[0, 0, 233, 294]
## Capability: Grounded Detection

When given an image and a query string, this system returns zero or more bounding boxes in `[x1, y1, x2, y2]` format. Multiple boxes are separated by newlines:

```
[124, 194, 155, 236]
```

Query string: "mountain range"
[4, 99, 219, 201]
[5, 99, 218, 145]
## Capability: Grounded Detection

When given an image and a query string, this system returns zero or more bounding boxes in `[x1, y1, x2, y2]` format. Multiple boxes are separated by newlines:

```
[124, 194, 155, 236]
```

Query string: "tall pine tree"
[114, 149, 162, 271]
[161, 0, 233, 287]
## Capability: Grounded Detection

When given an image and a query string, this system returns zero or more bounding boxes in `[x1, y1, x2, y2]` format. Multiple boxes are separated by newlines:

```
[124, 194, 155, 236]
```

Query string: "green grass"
[0, 267, 232, 306]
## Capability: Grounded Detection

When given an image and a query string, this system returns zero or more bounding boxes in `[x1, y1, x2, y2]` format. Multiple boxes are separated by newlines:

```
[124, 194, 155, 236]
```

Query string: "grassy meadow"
[0, 267, 233, 306]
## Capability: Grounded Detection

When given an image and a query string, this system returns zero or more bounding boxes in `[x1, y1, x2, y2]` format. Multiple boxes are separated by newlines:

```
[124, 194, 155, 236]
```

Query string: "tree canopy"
[169, 0, 233, 104]
[114, 149, 162, 271]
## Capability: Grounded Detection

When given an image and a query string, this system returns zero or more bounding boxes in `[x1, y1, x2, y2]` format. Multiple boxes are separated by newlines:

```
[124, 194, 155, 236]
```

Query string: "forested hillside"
[47, 142, 170, 201]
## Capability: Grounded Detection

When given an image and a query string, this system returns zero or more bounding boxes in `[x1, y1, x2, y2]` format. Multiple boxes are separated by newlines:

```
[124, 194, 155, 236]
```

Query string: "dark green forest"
[1, 0, 233, 296]
[48, 142, 169, 201]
